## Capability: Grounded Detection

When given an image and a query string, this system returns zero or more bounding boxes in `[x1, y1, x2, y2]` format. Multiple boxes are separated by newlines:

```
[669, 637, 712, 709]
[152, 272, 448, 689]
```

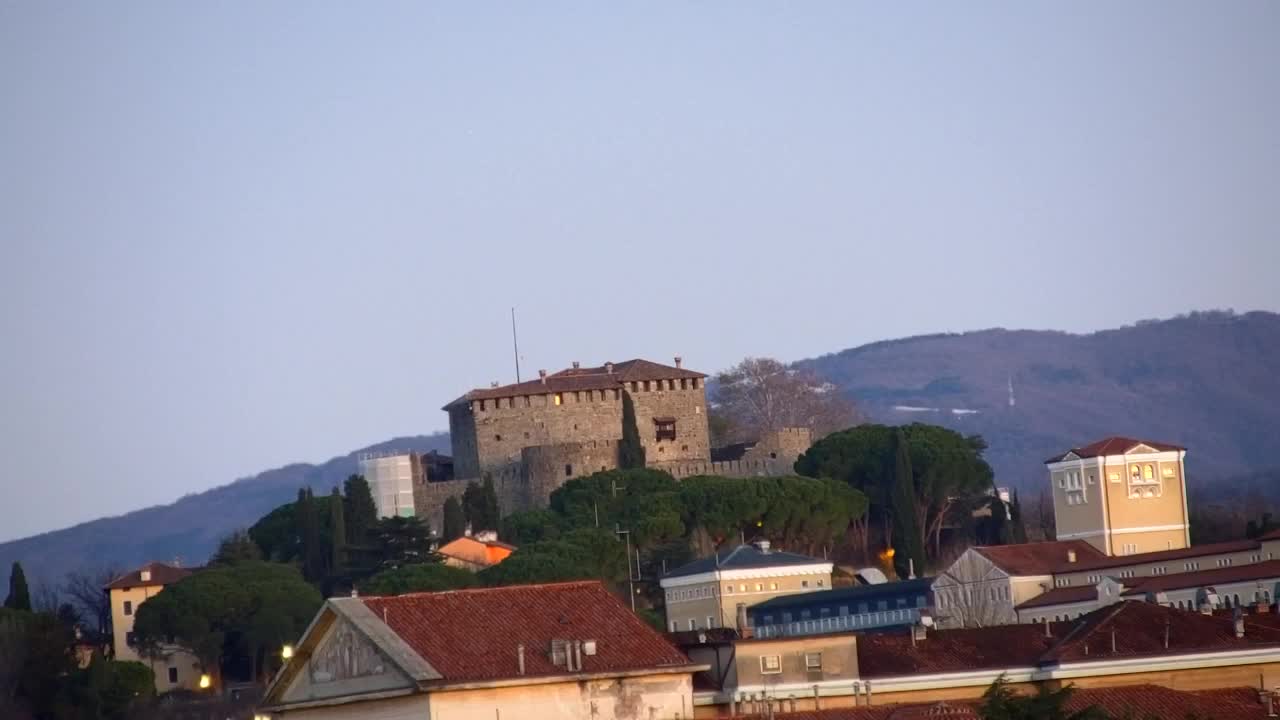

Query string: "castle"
[408, 357, 813, 529]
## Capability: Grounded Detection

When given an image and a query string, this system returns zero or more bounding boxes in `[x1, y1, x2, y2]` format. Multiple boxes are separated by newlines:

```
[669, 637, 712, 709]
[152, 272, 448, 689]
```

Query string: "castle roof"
[1045, 436, 1185, 464]
[443, 358, 705, 409]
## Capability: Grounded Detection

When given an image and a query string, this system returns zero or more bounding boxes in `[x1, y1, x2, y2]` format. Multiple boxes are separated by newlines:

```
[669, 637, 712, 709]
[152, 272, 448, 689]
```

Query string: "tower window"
[680, 378, 688, 390]
[564, 464, 573, 477]
[654, 418, 677, 442]
[554, 393, 563, 406]
[494, 434, 502, 441]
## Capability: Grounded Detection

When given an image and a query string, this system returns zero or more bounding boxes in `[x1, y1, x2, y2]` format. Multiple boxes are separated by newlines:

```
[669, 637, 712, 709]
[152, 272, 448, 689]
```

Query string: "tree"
[298, 488, 325, 583]
[1009, 489, 1028, 544]
[711, 357, 859, 444]
[363, 564, 478, 595]
[131, 561, 322, 687]
[366, 517, 436, 572]
[343, 474, 378, 547]
[210, 530, 264, 566]
[479, 529, 628, 587]
[5, 562, 31, 612]
[500, 509, 562, 545]
[62, 565, 121, 640]
[891, 429, 925, 579]
[442, 497, 466, 541]
[618, 390, 646, 469]
[462, 480, 500, 533]
[329, 487, 347, 576]
[978, 675, 1107, 720]
[16, 610, 75, 718]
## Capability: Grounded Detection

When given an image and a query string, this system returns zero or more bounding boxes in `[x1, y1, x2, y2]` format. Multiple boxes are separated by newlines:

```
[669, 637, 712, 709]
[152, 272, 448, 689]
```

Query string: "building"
[258, 581, 705, 720]
[413, 358, 813, 530]
[104, 562, 203, 693]
[1045, 436, 1190, 556]
[677, 600, 1280, 716]
[437, 531, 515, 572]
[747, 578, 934, 639]
[660, 540, 833, 633]
[1017, 559, 1280, 623]
[358, 451, 424, 519]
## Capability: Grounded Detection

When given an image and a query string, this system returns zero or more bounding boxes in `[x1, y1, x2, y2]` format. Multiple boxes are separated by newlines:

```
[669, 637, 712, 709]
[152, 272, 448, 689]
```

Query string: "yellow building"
[258, 581, 705, 720]
[1045, 436, 1190, 556]
[659, 540, 834, 633]
[104, 562, 203, 692]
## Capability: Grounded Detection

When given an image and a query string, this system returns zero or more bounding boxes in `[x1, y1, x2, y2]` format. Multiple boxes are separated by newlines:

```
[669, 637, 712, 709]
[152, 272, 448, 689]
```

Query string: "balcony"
[752, 607, 921, 639]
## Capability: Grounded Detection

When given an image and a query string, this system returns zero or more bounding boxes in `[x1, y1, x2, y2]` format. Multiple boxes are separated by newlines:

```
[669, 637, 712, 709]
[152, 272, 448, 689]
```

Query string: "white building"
[357, 452, 421, 519]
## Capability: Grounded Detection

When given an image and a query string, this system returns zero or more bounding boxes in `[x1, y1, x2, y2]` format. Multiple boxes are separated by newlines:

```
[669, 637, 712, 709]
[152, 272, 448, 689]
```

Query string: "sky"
[1, 2, 1277, 542]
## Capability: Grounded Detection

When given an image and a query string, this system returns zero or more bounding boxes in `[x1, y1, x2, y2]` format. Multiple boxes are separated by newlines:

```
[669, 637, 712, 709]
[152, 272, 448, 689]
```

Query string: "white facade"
[359, 453, 417, 519]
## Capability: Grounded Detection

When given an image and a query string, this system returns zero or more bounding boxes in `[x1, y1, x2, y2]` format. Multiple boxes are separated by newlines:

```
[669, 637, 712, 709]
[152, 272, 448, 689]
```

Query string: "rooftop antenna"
[511, 307, 522, 383]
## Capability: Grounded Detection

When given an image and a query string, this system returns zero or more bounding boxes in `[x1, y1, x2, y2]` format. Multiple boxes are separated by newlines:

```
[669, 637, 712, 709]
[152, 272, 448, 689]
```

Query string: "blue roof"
[747, 577, 935, 613]
[662, 544, 827, 579]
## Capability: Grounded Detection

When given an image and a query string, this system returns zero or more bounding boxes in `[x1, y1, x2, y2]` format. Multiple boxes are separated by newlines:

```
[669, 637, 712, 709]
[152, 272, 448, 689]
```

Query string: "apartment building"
[659, 540, 834, 633]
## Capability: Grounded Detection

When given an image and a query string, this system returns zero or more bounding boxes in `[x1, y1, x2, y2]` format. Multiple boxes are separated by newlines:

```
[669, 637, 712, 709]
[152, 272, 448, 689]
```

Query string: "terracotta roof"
[1064, 538, 1260, 572]
[1122, 559, 1280, 595]
[1014, 585, 1100, 610]
[445, 358, 705, 408]
[1041, 600, 1280, 664]
[437, 536, 516, 567]
[971, 540, 1106, 576]
[857, 622, 1069, 678]
[360, 581, 696, 684]
[662, 544, 829, 580]
[721, 686, 1277, 720]
[103, 562, 192, 590]
[1045, 436, 1185, 463]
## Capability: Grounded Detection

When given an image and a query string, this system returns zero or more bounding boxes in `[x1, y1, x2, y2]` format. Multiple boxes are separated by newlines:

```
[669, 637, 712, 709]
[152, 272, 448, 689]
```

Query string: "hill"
[0, 434, 449, 586]
[797, 310, 1280, 490]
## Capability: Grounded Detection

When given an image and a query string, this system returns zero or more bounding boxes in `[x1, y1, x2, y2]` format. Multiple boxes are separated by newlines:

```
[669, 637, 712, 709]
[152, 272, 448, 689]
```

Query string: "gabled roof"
[1045, 436, 1185, 464]
[437, 536, 516, 567]
[1063, 538, 1259, 573]
[857, 622, 1068, 678]
[748, 578, 934, 613]
[103, 562, 192, 591]
[661, 544, 830, 580]
[971, 540, 1106, 576]
[1014, 585, 1101, 610]
[360, 581, 697, 684]
[1121, 559, 1280, 595]
[444, 359, 705, 408]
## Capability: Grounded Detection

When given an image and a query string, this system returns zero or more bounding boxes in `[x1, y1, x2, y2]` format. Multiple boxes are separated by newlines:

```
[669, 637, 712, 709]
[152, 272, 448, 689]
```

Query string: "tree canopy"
[710, 357, 859, 444]
[362, 563, 478, 595]
[462, 479, 500, 532]
[5, 562, 31, 612]
[131, 561, 322, 685]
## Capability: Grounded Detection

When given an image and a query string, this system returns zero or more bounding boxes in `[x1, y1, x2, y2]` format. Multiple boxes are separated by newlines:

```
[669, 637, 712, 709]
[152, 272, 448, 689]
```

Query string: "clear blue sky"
[2, 2, 1277, 542]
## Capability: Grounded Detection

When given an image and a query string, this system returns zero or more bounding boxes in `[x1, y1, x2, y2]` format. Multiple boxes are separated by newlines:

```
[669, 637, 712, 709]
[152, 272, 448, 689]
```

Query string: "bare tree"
[63, 565, 120, 639]
[711, 357, 860, 445]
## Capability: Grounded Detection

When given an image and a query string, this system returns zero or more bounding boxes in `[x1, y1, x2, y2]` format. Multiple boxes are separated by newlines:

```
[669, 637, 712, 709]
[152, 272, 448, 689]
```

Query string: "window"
[168, 667, 178, 684]
[565, 464, 573, 477]
[655, 419, 677, 442]
[707, 616, 715, 628]
[820, 608, 832, 618]
[839, 605, 850, 616]
[669, 621, 678, 632]
[1143, 465, 1155, 480]
[760, 655, 782, 674]
[800, 610, 811, 620]
[494, 434, 502, 441]
[554, 393, 563, 406]
[877, 600, 888, 611]
[688, 619, 696, 630]
[574, 391, 581, 402]
[125, 632, 136, 646]
[755, 583, 763, 592]
[726, 585, 734, 593]
[858, 602, 869, 613]
[1130, 466, 1141, 481]
[817, 579, 824, 587]
[643, 381, 651, 391]
[1162, 466, 1175, 478]
[123, 600, 133, 616]
[739, 584, 747, 592]
[1108, 472, 1121, 483]
[769, 582, 778, 590]
[1088, 474, 1096, 485]
[801, 580, 809, 589]
[805, 652, 822, 670]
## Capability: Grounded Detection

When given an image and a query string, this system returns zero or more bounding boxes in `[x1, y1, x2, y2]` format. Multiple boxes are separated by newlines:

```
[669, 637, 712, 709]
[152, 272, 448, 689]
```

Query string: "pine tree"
[330, 487, 346, 575]
[890, 430, 925, 580]
[5, 561, 31, 611]
[618, 391, 645, 469]
[343, 474, 378, 546]
[442, 497, 466, 541]
[297, 488, 324, 583]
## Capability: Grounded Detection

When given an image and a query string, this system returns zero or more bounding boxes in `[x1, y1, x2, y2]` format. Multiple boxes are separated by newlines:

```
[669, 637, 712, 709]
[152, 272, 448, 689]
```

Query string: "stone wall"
[736, 428, 812, 470]
[659, 457, 797, 479]
[629, 383, 712, 465]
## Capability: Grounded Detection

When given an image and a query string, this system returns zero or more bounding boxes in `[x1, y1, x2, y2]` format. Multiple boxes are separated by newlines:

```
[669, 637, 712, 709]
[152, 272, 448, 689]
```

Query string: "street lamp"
[198, 674, 212, 690]
[281, 644, 294, 660]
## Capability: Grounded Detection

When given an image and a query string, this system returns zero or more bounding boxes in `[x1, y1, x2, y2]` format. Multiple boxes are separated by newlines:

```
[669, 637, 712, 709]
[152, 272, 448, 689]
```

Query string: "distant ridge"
[0, 434, 449, 585]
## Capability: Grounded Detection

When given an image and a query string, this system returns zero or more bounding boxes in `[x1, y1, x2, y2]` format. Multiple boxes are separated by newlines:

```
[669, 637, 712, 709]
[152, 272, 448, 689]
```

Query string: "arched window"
[1143, 464, 1155, 480]
[1131, 465, 1142, 481]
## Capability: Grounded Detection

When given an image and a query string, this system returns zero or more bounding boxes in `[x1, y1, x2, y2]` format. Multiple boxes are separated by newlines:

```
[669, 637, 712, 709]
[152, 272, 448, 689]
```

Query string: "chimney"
[538, 369, 547, 384]
[490, 381, 499, 388]
[517, 644, 525, 675]
[1235, 607, 1246, 639]
[1067, 550, 1078, 564]
[572, 361, 580, 369]
[605, 362, 613, 374]
[674, 356, 683, 369]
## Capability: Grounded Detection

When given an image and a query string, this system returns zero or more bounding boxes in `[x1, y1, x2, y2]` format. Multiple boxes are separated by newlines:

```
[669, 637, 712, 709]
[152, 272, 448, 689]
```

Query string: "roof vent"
[753, 539, 771, 554]
[583, 640, 597, 656]
[139, 570, 152, 583]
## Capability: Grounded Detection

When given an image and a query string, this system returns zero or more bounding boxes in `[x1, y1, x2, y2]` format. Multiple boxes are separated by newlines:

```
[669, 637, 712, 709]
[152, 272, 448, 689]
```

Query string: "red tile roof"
[723, 685, 1277, 720]
[444, 359, 705, 408]
[1122, 559, 1280, 596]
[856, 623, 1070, 678]
[360, 581, 696, 684]
[1045, 436, 1185, 464]
[1064, 538, 1259, 573]
[1014, 585, 1099, 610]
[971, 540, 1106, 576]
[103, 562, 192, 590]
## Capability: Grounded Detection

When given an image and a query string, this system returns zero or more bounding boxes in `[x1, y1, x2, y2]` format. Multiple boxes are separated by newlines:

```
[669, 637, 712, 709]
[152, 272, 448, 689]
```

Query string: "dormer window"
[139, 570, 152, 583]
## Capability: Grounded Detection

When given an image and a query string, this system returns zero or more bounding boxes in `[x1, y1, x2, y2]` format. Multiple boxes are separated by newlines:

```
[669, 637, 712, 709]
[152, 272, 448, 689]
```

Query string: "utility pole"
[615, 525, 638, 611]
[510, 307, 521, 383]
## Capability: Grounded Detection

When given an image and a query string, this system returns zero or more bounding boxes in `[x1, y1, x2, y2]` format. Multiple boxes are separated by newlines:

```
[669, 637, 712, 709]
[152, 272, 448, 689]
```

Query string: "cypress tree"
[1010, 489, 1028, 544]
[890, 430, 925, 580]
[480, 478, 500, 531]
[618, 391, 645, 469]
[329, 487, 346, 575]
[442, 497, 465, 541]
[297, 488, 324, 583]
[343, 474, 378, 545]
[5, 561, 31, 611]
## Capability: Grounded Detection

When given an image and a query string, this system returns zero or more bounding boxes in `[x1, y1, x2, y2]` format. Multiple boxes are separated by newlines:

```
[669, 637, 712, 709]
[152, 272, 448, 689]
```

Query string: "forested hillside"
[798, 310, 1280, 490]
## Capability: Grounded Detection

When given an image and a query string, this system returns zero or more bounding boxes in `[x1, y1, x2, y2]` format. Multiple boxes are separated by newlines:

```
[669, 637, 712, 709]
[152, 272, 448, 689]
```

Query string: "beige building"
[1045, 436, 1190, 556]
[259, 581, 705, 720]
[437, 531, 515, 572]
[659, 540, 834, 633]
[105, 562, 203, 692]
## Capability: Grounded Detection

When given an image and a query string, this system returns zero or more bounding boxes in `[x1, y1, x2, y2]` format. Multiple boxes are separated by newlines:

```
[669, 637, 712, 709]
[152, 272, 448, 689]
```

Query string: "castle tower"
[1044, 437, 1189, 556]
